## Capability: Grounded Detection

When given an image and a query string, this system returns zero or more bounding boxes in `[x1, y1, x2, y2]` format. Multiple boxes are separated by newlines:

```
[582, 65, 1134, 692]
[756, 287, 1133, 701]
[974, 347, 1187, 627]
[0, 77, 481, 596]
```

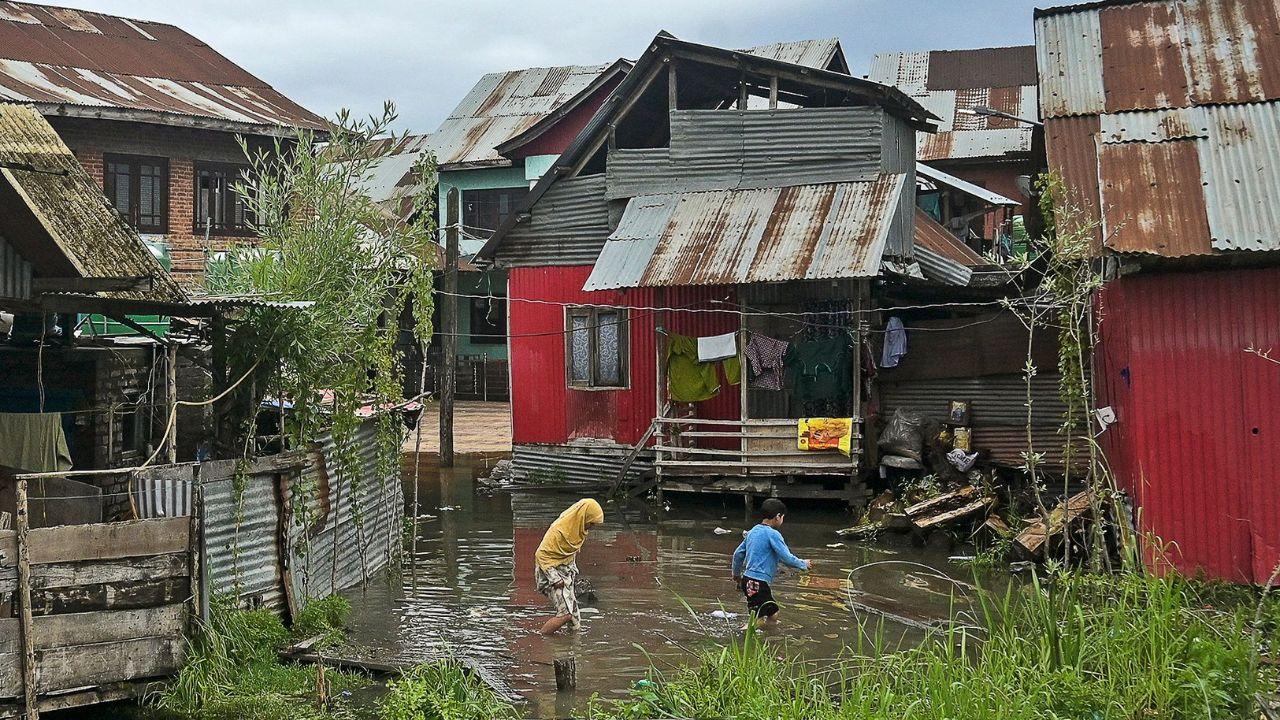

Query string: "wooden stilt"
[16, 477, 38, 720]
[554, 657, 577, 691]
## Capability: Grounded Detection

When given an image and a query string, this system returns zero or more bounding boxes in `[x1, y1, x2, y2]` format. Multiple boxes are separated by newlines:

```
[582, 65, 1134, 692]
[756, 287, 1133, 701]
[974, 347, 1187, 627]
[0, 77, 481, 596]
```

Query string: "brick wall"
[47, 117, 285, 288]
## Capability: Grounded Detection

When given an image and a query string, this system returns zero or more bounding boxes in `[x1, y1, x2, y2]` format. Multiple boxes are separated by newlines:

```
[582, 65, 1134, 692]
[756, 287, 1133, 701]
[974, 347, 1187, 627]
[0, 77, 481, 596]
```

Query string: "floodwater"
[340, 455, 990, 719]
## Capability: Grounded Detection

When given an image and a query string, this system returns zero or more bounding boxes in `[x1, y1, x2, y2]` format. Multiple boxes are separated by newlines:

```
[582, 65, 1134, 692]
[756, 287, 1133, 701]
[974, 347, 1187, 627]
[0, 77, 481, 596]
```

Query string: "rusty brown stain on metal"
[1099, 139, 1212, 256]
[788, 185, 836, 279]
[926, 46, 1038, 91]
[1182, 0, 1280, 106]
[914, 207, 985, 265]
[952, 88, 989, 130]
[919, 131, 955, 161]
[447, 117, 498, 166]
[1157, 110, 1195, 138]
[1044, 116, 1104, 253]
[750, 185, 803, 280]
[986, 86, 1024, 129]
[677, 197, 734, 285]
[534, 66, 571, 97]
[475, 72, 520, 118]
[1099, 2, 1190, 113]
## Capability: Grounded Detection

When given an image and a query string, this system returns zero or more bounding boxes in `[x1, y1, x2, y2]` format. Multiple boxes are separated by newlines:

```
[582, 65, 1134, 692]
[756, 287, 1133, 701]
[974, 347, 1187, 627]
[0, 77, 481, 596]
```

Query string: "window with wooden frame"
[565, 306, 628, 388]
[469, 295, 506, 345]
[462, 187, 528, 237]
[103, 154, 168, 233]
[194, 162, 253, 235]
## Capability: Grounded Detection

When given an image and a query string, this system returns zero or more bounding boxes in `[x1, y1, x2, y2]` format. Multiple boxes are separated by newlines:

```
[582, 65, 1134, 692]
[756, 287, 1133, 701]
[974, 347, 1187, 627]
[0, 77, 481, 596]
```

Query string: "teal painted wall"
[437, 165, 528, 230]
[454, 268, 509, 359]
[523, 154, 557, 183]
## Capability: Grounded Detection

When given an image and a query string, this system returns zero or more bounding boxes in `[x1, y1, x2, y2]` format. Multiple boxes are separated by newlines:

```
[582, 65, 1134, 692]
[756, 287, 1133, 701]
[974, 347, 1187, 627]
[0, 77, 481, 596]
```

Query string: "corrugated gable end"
[1036, 9, 1107, 118]
[0, 104, 184, 302]
[496, 174, 611, 267]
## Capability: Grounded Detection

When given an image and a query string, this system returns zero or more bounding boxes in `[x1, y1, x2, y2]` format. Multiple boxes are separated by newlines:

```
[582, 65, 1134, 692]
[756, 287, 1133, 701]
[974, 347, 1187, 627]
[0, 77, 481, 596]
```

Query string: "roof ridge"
[1, 0, 184, 34]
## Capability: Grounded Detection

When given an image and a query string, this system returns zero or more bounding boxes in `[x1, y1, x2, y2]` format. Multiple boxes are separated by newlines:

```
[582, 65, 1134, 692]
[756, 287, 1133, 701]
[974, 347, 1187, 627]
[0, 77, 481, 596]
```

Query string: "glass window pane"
[107, 162, 130, 216]
[569, 314, 590, 382]
[596, 312, 620, 385]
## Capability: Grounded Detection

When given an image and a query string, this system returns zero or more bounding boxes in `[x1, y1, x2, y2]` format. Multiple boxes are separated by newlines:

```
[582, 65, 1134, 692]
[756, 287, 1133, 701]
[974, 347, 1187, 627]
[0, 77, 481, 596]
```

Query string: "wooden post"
[667, 58, 678, 111]
[440, 187, 460, 468]
[210, 312, 228, 457]
[15, 477, 38, 720]
[553, 657, 577, 691]
[654, 287, 668, 492]
[166, 341, 178, 464]
[188, 482, 204, 631]
[769, 76, 779, 109]
[739, 289, 748, 465]
[737, 70, 748, 110]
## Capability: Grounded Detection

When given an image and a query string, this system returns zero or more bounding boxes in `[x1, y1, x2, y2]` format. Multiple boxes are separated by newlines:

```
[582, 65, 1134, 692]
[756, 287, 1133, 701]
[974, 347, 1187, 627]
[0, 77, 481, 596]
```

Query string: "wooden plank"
[1016, 491, 1094, 558]
[27, 518, 189, 564]
[903, 486, 980, 517]
[30, 577, 189, 617]
[35, 681, 142, 713]
[913, 498, 994, 529]
[36, 636, 184, 693]
[15, 477, 35, 720]
[0, 621, 13, 656]
[31, 553, 188, 590]
[0, 565, 14, 594]
[40, 606, 186, 650]
[0, 654, 17, 701]
[0, 532, 13, 570]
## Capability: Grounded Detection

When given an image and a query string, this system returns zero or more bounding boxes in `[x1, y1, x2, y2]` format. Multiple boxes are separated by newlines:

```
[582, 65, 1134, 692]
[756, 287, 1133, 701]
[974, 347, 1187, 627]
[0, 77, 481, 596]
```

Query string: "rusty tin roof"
[583, 175, 906, 290]
[0, 103, 185, 303]
[1037, 0, 1280, 256]
[0, 1, 324, 134]
[738, 38, 848, 73]
[868, 46, 1037, 163]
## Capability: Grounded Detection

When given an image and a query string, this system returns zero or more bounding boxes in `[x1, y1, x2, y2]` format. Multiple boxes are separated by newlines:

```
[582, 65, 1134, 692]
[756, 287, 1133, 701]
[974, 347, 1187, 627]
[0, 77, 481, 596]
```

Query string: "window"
[565, 307, 628, 388]
[195, 162, 253, 234]
[103, 154, 168, 233]
[470, 296, 506, 345]
[462, 187, 528, 237]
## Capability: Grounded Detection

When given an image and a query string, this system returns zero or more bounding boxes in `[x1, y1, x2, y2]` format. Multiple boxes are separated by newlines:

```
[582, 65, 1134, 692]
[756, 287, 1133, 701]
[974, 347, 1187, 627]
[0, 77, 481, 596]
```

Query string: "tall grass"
[591, 573, 1264, 719]
[378, 661, 520, 720]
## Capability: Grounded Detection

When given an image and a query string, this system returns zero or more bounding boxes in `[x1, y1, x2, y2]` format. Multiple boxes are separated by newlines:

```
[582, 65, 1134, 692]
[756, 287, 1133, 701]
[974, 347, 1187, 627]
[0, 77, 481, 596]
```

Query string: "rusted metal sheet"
[869, 47, 1036, 161]
[926, 46, 1038, 91]
[739, 38, 844, 71]
[0, 232, 32, 300]
[914, 208, 984, 286]
[1036, 9, 1107, 118]
[433, 63, 618, 168]
[1180, 0, 1280, 106]
[584, 174, 906, 290]
[1096, 267, 1280, 583]
[0, 4, 322, 132]
[1099, 2, 1191, 112]
[201, 457, 288, 612]
[1099, 139, 1213, 256]
[1099, 107, 1209, 143]
[0, 104, 186, 303]
[1198, 102, 1280, 252]
[1044, 116, 1103, 250]
[498, 174, 610, 267]
[132, 464, 194, 519]
[917, 163, 1019, 206]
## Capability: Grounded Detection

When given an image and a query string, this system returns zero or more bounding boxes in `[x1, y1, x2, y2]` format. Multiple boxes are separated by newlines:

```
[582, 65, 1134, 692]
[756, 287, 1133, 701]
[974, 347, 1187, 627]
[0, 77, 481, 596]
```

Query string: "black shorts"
[739, 577, 780, 618]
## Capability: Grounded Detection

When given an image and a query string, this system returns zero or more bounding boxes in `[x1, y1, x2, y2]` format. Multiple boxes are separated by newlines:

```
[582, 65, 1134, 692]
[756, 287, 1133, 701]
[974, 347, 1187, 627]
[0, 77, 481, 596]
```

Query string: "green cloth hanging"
[723, 355, 741, 386]
[666, 334, 720, 402]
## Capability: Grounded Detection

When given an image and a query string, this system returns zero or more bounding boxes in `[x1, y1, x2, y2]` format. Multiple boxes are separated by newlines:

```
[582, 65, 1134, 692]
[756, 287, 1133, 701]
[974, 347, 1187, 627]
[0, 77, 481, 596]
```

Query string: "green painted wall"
[454, 268, 508, 359]
[437, 165, 528, 232]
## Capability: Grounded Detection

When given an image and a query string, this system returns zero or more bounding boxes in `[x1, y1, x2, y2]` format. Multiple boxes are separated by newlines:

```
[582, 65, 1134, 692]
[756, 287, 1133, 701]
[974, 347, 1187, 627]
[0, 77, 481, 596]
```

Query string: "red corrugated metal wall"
[1096, 267, 1280, 584]
[508, 266, 739, 447]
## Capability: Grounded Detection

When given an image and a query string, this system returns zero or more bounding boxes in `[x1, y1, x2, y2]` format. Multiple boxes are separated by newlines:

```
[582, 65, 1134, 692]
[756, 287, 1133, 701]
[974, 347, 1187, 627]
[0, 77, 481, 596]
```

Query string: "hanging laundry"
[666, 334, 720, 402]
[744, 333, 788, 390]
[881, 316, 907, 368]
[723, 354, 742, 386]
[785, 336, 852, 404]
[0, 412, 72, 472]
[697, 332, 737, 362]
[797, 418, 854, 456]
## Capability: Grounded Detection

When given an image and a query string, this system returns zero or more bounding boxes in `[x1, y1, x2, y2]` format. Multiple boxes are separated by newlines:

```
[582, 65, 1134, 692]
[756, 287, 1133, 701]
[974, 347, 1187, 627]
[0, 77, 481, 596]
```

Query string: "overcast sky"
[60, 0, 1043, 133]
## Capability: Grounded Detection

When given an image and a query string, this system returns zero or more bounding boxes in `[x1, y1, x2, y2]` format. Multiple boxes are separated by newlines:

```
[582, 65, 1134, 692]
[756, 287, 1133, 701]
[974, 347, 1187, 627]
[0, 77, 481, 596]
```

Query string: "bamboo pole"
[166, 341, 178, 464]
[15, 477, 38, 720]
[440, 187, 459, 468]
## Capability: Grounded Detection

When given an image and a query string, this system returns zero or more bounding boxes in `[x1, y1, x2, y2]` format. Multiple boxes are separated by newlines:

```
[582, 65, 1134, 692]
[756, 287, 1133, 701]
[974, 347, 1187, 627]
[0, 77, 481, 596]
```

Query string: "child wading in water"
[731, 498, 811, 627]
[534, 498, 604, 635]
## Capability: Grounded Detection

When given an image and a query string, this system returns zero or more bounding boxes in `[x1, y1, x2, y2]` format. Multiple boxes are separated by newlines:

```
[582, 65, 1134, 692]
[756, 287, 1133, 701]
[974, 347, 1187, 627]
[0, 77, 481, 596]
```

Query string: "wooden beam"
[440, 187, 459, 468]
[31, 276, 152, 294]
[568, 61, 664, 178]
[25, 518, 189, 564]
[667, 57, 678, 111]
[14, 479, 35, 720]
[769, 76, 779, 109]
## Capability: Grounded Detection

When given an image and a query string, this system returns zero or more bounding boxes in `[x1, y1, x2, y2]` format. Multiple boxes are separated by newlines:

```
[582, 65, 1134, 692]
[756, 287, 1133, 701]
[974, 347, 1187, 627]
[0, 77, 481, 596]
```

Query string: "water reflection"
[341, 455, 986, 719]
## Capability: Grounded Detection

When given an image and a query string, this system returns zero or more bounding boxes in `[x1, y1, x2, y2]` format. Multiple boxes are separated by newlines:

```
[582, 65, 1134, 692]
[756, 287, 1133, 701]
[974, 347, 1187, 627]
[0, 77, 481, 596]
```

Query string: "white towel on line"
[697, 332, 738, 362]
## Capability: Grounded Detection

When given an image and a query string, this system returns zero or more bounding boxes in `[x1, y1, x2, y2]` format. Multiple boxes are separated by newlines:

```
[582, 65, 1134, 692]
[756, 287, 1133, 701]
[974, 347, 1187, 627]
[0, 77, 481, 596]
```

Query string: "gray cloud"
[58, 0, 1043, 134]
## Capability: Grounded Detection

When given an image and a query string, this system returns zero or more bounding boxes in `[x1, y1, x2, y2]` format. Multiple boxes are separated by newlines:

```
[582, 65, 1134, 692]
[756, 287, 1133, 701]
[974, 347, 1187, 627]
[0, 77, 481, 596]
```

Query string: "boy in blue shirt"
[731, 498, 811, 627]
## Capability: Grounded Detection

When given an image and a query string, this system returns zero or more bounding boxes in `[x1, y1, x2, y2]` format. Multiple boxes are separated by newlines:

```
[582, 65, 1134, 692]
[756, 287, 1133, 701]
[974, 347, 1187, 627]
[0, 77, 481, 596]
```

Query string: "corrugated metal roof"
[583, 175, 905, 290]
[431, 62, 619, 169]
[739, 38, 845, 71]
[1036, 9, 1107, 117]
[1197, 102, 1280, 252]
[917, 162, 1019, 206]
[0, 103, 185, 302]
[914, 210, 976, 286]
[355, 133, 434, 218]
[868, 47, 1037, 161]
[0, 232, 32, 299]
[1099, 138, 1213, 256]
[0, 2, 323, 133]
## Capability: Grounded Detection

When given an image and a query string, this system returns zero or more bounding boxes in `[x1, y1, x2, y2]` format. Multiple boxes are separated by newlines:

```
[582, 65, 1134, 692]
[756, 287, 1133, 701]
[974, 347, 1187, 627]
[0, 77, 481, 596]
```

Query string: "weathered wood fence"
[0, 477, 196, 719]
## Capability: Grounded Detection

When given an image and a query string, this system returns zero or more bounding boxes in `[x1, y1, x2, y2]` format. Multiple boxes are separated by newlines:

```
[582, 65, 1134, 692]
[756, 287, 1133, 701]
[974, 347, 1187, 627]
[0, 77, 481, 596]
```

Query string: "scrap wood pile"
[837, 482, 1000, 538]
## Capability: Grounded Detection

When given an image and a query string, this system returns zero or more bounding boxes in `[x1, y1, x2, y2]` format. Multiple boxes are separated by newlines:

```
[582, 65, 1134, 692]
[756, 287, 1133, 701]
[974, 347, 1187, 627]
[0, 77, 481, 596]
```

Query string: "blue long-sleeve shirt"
[732, 524, 807, 583]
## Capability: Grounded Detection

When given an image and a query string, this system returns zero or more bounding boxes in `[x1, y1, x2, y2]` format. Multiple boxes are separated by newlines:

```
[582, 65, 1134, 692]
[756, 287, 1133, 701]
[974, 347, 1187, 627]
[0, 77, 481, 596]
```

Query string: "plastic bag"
[878, 408, 930, 461]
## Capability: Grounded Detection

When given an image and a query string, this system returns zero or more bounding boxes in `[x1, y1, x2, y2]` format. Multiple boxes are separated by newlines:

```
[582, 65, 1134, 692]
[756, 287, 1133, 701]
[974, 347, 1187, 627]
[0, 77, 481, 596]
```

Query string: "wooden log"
[29, 577, 189, 616]
[982, 514, 1013, 537]
[553, 657, 576, 691]
[835, 522, 880, 539]
[35, 636, 184, 693]
[14, 478, 35, 720]
[26, 519, 189, 565]
[903, 486, 979, 518]
[913, 498, 994, 529]
[30, 553, 188, 589]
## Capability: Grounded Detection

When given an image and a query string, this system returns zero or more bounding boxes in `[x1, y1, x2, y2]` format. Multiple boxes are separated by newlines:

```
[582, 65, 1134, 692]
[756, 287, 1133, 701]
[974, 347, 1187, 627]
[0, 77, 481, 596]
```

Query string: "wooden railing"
[653, 417, 859, 477]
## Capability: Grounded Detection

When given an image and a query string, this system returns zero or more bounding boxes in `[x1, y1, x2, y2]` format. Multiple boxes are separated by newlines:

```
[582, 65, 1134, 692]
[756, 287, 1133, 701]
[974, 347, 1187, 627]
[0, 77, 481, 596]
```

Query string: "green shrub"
[292, 595, 353, 648]
[379, 661, 519, 720]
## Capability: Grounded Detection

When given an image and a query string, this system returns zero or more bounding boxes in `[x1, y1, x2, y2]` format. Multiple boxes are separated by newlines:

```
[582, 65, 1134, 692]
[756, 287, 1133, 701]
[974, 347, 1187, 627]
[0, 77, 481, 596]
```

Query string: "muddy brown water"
[340, 455, 994, 719]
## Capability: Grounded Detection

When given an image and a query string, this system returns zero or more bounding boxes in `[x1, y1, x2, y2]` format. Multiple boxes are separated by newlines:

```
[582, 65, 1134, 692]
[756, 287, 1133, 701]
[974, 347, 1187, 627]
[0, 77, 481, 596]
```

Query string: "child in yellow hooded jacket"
[534, 498, 604, 635]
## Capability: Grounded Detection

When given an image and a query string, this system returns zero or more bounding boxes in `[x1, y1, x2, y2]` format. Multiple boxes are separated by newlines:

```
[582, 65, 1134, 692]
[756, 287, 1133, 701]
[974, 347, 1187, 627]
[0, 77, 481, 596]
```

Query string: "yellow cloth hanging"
[666, 334, 720, 402]
[535, 498, 605, 570]
[797, 418, 854, 457]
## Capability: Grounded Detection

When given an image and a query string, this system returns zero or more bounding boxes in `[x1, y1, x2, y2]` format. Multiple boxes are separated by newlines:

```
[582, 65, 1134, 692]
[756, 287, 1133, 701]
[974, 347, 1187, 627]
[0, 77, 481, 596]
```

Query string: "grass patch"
[378, 661, 520, 720]
[152, 597, 370, 720]
[590, 572, 1266, 719]
[292, 595, 353, 649]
